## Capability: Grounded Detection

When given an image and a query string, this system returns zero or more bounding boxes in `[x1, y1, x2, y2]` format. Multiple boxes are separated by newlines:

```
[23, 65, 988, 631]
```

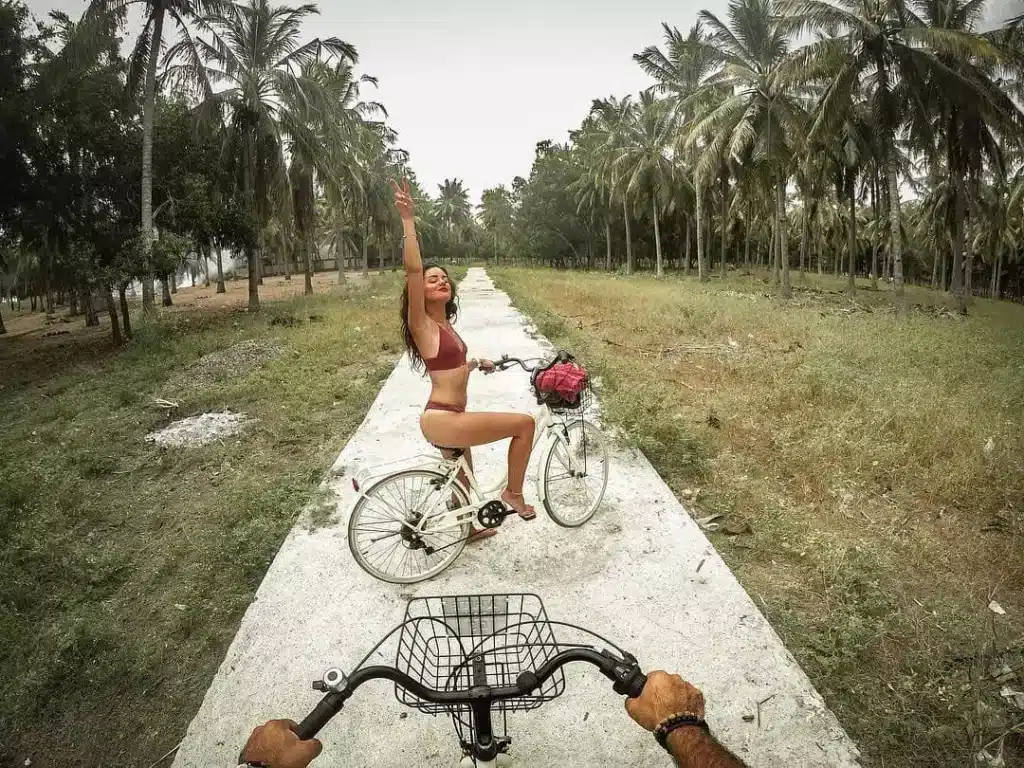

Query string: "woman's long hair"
[401, 263, 459, 370]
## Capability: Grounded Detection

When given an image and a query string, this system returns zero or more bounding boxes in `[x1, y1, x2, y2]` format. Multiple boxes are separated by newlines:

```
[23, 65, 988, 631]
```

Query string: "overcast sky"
[27, 0, 1024, 206]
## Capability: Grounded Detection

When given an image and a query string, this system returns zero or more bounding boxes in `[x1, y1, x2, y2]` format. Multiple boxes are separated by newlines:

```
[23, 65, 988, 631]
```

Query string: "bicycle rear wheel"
[348, 469, 471, 583]
[541, 420, 609, 527]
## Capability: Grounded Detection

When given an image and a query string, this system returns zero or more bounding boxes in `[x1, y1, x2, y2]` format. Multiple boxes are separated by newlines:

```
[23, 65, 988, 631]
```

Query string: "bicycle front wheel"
[348, 469, 471, 583]
[541, 419, 610, 527]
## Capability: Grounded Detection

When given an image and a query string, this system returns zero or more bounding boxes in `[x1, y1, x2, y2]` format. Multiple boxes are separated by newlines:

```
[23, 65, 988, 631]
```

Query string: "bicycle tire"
[348, 469, 472, 583]
[541, 420, 609, 527]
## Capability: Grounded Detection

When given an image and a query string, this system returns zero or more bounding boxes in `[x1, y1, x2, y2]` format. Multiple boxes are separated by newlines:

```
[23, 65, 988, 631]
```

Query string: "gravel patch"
[145, 411, 254, 447]
[164, 340, 283, 393]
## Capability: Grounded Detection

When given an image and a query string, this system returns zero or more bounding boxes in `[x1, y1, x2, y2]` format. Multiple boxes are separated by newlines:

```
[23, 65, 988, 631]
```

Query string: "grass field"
[493, 266, 1024, 767]
[0, 272, 410, 767]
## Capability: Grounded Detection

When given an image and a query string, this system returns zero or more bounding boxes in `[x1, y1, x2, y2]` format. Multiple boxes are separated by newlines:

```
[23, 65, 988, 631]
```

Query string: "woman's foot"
[502, 488, 536, 521]
[469, 526, 498, 543]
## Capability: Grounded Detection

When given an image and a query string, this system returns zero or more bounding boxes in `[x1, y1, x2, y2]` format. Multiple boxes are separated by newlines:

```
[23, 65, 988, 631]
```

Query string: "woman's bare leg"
[423, 411, 536, 518]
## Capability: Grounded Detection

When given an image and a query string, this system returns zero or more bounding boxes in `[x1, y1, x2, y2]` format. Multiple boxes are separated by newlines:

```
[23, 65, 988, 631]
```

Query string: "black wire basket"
[394, 594, 566, 745]
[531, 361, 592, 413]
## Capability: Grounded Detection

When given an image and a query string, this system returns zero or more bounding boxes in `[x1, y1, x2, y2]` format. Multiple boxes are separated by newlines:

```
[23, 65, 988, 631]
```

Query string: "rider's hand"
[390, 177, 415, 221]
[242, 719, 322, 768]
[625, 671, 705, 731]
[478, 358, 496, 374]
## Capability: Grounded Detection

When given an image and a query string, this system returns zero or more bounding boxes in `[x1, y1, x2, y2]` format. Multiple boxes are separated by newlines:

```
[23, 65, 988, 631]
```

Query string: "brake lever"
[603, 650, 647, 698]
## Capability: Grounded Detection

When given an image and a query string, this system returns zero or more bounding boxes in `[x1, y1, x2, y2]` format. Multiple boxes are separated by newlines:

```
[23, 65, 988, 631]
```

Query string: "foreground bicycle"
[347, 351, 611, 583]
[290, 593, 647, 767]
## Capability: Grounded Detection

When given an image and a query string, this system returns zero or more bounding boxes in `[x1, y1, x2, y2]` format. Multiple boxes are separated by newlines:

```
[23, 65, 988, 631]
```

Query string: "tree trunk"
[951, 187, 966, 314]
[257, 248, 263, 286]
[885, 157, 906, 312]
[105, 287, 122, 346]
[684, 219, 692, 276]
[362, 222, 369, 275]
[817, 229, 823, 275]
[653, 199, 664, 279]
[696, 184, 707, 282]
[84, 290, 99, 327]
[304, 238, 314, 293]
[0, 301, 5, 334]
[215, 245, 226, 294]
[139, 2, 165, 315]
[870, 173, 879, 290]
[623, 199, 633, 274]
[246, 244, 260, 310]
[770, 204, 780, 287]
[940, 237, 949, 291]
[170, 273, 177, 294]
[994, 251, 1003, 297]
[719, 172, 728, 279]
[605, 218, 612, 271]
[284, 240, 293, 280]
[799, 207, 809, 278]
[69, 293, 79, 316]
[30, 295, 36, 311]
[744, 221, 751, 274]
[119, 283, 132, 340]
[337, 240, 347, 284]
[243, 132, 260, 312]
[778, 180, 791, 298]
[161, 277, 173, 306]
[931, 250, 939, 290]
[847, 181, 857, 296]
[201, 246, 210, 287]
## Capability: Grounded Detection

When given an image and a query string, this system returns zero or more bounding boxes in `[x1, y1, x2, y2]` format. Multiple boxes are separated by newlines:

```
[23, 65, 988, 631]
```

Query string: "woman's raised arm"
[393, 178, 428, 335]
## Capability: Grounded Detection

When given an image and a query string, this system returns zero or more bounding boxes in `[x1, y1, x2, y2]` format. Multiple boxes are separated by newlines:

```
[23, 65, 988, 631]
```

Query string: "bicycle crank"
[477, 500, 513, 529]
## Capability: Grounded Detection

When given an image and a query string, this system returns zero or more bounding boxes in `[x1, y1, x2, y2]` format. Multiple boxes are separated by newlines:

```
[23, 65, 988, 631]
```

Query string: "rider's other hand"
[478, 358, 496, 374]
[390, 177, 415, 221]
[625, 671, 705, 731]
[242, 719, 322, 768]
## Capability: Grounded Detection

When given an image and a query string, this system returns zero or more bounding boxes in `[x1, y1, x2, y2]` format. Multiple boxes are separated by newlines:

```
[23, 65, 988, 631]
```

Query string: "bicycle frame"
[352, 402, 577, 537]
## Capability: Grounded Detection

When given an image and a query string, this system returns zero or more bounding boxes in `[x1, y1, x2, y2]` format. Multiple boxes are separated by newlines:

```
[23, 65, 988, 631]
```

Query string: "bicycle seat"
[434, 445, 465, 460]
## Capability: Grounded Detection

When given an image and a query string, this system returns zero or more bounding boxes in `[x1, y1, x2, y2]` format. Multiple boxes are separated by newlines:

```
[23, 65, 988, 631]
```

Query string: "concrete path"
[174, 268, 861, 767]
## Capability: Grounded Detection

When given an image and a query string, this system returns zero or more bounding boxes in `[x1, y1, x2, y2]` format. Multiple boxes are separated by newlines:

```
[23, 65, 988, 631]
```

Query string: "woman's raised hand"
[391, 177, 414, 221]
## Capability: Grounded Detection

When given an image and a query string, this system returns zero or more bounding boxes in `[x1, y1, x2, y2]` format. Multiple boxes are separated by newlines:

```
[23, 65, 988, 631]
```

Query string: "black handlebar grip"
[625, 671, 647, 699]
[295, 695, 345, 740]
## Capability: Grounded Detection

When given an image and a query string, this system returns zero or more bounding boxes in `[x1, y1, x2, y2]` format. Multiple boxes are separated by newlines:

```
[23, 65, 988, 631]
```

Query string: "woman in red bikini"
[393, 178, 537, 524]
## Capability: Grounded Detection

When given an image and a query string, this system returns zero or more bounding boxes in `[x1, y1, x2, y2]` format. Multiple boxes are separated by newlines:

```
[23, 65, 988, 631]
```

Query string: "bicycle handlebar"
[493, 350, 576, 374]
[294, 647, 647, 740]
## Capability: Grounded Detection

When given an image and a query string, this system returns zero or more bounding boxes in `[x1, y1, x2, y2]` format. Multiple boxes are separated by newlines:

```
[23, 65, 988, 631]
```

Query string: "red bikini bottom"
[424, 401, 465, 414]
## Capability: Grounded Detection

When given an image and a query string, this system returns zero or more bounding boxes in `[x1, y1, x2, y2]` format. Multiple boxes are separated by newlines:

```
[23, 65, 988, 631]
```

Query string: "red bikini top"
[423, 324, 467, 372]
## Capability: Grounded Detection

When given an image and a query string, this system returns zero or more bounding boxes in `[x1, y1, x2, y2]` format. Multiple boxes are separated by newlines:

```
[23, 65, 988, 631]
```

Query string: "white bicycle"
[287, 593, 648, 767]
[347, 352, 611, 584]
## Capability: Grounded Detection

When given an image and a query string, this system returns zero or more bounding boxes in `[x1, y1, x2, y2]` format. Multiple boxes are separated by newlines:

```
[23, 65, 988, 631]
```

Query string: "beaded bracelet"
[654, 711, 709, 750]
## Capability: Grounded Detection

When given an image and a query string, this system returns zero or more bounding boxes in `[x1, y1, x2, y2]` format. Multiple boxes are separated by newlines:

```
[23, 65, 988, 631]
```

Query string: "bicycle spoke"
[349, 470, 472, 582]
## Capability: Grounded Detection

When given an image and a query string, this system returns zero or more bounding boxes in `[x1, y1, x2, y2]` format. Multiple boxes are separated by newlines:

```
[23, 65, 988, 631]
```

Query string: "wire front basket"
[394, 593, 566, 745]
[531, 361, 593, 414]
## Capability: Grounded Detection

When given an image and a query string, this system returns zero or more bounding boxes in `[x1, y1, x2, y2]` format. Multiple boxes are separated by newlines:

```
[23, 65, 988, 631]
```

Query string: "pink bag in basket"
[534, 362, 588, 404]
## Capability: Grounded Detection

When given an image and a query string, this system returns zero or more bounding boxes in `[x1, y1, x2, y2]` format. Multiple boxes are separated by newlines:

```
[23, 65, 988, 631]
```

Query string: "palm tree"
[436, 178, 472, 241]
[610, 91, 677, 278]
[283, 56, 382, 294]
[81, 0, 219, 313]
[915, 0, 1022, 313]
[479, 186, 515, 263]
[163, 0, 356, 311]
[779, 0, 1006, 312]
[635, 21, 718, 280]
[679, 0, 804, 296]
[588, 96, 639, 274]
[568, 117, 617, 270]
